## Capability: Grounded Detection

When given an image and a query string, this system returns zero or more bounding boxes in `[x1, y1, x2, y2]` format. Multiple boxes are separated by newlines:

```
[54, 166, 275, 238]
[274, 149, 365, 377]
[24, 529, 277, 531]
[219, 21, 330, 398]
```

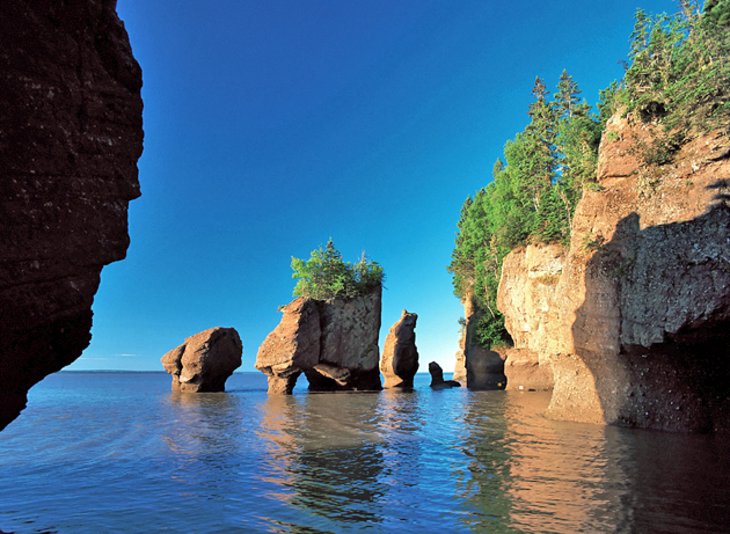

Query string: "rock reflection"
[162, 392, 243, 493]
[257, 393, 387, 530]
[457, 391, 512, 530]
[500, 392, 615, 532]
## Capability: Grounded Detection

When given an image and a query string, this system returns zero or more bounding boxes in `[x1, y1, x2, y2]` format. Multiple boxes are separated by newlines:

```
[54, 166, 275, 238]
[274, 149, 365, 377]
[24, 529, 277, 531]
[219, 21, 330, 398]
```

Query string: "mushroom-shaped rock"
[256, 287, 383, 393]
[162, 327, 242, 392]
[429, 361, 461, 390]
[380, 310, 419, 389]
[255, 298, 321, 394]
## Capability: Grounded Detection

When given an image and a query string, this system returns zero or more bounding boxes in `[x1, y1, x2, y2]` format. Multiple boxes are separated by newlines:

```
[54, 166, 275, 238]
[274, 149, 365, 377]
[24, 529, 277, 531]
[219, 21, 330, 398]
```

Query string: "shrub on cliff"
[603, 1, 730, 135]
[291, 239, 383, 301]
[449, 73, 600, 348]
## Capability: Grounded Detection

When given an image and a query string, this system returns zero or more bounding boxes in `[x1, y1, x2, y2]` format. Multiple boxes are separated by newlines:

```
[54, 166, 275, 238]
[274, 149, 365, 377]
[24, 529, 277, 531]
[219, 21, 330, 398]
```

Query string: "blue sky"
[70, 0, 672, 372]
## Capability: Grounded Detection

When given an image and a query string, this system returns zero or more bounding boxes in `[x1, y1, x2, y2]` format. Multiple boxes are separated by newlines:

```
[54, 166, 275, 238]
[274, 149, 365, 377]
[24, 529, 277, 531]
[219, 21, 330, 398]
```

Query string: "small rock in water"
[429, 361, 461, 389]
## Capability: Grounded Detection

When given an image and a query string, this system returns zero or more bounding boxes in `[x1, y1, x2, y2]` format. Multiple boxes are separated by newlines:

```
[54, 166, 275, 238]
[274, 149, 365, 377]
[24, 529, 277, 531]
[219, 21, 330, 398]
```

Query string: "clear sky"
[69, 0, 672, 372]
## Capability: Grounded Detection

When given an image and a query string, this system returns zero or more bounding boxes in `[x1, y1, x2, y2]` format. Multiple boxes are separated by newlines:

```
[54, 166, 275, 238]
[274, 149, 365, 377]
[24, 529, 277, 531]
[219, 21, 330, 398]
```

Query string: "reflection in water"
[257, 393, 387, 530]
[1, 373, 729, 532]
[162, 392, 244, 501]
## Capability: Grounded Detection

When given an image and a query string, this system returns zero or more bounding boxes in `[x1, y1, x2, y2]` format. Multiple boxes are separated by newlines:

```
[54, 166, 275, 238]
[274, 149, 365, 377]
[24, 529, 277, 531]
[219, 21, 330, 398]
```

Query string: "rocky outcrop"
[256, 287, 382, 393]
[498, 114, 730, 432]
[162, 327, 242, 392]
[254, 298, 320, 394]
[380, 310, 419, 389]
[497, 244, 563, 391]
[0, 1, 143, 429]
[454, 292, 507, 390]
[429, 361, 461, 389]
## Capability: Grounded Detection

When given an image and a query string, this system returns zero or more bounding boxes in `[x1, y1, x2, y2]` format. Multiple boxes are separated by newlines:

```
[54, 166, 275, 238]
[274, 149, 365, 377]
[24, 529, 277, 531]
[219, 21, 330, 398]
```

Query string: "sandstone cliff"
[498, 115, 729, 432]
[256, 287, 382, 393]
[497, 245, 562, 391]
[0, 1, 143, 429]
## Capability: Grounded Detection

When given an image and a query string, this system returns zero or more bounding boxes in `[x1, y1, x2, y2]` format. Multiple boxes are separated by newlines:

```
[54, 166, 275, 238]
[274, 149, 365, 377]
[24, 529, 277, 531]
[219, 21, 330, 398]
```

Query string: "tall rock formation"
[454, 292, 506, 389]
[380, 310, 419, 389]
[497, 245, 562, 391]
[256, 286, 382, 393]
[161, 327, 243, 392]
[0, 1, 143, 429]
[498, 115, 730, 432]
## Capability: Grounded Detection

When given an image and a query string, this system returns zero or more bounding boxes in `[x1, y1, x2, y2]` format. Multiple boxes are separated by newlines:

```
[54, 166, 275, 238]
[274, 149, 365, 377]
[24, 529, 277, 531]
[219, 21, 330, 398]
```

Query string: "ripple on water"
[1, 373, 729, 533]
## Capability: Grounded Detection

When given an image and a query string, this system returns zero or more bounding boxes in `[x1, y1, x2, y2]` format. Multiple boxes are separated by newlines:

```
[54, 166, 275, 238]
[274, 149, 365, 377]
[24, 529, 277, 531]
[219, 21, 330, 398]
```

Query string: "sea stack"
[256, 286, 382, 393]
[429, 362, 461, 390]
[380, 310, 419, 389]
[162, 327, 242, 392]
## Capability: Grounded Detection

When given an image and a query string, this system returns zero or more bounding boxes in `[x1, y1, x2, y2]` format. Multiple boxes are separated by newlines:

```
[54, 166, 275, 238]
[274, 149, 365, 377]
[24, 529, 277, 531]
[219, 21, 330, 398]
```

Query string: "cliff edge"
[0, 0, 143, 429]
[498, 115, 729, 432]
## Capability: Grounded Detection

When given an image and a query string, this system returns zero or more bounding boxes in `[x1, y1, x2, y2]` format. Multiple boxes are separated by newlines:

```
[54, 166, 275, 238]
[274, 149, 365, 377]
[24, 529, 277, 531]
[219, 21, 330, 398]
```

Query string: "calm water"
[1, 372, 729, 533]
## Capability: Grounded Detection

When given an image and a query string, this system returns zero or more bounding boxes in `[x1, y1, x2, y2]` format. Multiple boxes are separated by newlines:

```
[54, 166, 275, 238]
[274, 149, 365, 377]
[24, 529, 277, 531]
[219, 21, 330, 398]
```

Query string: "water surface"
[1, 372, 728, 532]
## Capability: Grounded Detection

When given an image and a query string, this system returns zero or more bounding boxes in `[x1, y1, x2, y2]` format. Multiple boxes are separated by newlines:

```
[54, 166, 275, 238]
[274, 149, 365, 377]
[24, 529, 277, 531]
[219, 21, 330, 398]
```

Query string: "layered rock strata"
[161, 327, 243, 392]
[256, 287, 382, 393]
[0, 0, 143, 430]
[499, 115, 730, 432]
[497, 244, 563, 391]
[380, 310, 419, 389]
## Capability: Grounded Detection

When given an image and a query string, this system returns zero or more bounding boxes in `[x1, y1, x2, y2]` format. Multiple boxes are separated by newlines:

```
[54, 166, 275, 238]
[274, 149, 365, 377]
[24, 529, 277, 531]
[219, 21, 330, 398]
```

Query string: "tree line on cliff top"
[449, 0, 730, 349]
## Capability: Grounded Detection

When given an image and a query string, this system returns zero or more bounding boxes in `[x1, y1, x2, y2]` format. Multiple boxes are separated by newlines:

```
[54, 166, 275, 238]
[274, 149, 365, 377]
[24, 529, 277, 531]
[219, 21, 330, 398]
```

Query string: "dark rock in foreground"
[429, 362, 461, 390]
[380, 310, 419, 389]
[0, 0, 143, 430]
[162, 327, 242, 392]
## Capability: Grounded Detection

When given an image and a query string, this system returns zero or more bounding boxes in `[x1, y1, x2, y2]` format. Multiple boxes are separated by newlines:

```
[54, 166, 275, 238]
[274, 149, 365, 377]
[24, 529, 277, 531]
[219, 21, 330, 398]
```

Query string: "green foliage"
[619, 1, 730, 134]
[450, 2, 728, 350]
[291, 239, 383, 301]
[449, 73, 600, 348]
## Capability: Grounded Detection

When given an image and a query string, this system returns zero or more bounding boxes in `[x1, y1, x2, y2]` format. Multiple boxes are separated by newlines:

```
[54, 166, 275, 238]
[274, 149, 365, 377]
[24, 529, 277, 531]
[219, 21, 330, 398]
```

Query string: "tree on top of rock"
[291, 239, 384, 301]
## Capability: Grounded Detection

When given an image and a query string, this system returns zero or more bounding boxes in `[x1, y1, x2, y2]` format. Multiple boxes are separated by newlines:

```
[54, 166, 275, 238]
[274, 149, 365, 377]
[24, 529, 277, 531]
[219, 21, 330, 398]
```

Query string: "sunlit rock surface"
[498, 115, 730, 432]
[380, 310, 419, 389]
[162, 327, 242, 392]
[256, 286, 382, 393]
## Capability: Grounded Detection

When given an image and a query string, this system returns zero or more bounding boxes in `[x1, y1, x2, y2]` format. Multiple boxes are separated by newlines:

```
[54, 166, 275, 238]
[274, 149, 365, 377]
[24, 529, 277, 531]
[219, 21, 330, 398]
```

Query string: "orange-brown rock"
[255, 298, 320, 394]
[162, 327, 242, 392]
[0, 1, 143, 430]
[497, 244, 563, 391]
[380, 310, 419, 389]
[498, 114, 730, 432]
[256, 286, 382, 393]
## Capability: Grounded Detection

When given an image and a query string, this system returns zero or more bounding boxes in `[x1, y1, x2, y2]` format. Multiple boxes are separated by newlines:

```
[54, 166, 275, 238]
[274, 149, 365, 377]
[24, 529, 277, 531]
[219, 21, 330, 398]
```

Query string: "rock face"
[0, 1, 143, 430]
[454, 292, 507, 390]
[429, 362, 461, 389]
[256, 287, 382, 393]
[162, 327, 243, 392]
[497, 245, 563, 391]
[380, 310, 419, 389]
[497, 114, 730, 432]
